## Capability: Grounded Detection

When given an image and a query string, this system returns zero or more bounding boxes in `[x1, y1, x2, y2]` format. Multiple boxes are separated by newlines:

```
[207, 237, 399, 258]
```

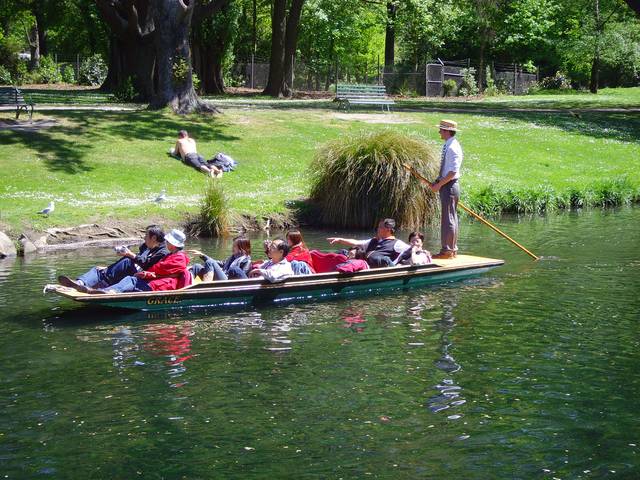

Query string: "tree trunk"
[34, 9, 47, 58]
[151, 0, 215, 113]
[589, 51, 600, 94]
[264, 0, 287, 96]
[193, 38, 225, 95]
[96, 0, 156, 100]
[28, 22, 40, 70]
[384, 2, 396, 73]
[282, 0, 304, 97]
[624, 0, 640, 15]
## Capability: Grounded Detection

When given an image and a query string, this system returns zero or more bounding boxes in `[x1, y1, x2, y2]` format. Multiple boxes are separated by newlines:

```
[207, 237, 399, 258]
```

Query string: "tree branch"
[195, 0, 231, 22]
[95, 0, 129, 37]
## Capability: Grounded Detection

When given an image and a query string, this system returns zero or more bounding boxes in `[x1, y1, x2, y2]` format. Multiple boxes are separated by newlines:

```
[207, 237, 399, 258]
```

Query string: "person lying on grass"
[393, 232, 432, 266]
[187, 236, 253, 282]
[82, 229, 191, 294]
[171, 130, 223, 178]
[244, 239, 294, 282]
[57, 225, 169, 291]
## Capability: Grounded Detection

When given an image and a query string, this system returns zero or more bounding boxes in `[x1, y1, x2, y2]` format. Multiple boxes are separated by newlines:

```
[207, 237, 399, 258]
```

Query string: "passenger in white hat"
[84, 228, 192, 294]
[430, 119, 463, 259]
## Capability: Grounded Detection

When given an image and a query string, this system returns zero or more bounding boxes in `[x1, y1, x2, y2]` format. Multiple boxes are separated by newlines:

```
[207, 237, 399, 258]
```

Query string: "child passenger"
[394, 232, 432, 266]
[188, 236, 252, 281]
[248, 239, 294, 282]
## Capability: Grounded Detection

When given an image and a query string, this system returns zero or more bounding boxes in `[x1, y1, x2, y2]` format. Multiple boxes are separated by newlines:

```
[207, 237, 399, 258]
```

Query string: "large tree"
[97, 0, 224, 113]
[264, 0, 305, 97]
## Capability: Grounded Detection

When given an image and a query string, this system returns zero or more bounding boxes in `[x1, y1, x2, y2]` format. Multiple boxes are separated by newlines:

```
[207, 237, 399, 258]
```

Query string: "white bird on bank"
[154, 189, 167, 203]
[38, 201, 55, 215]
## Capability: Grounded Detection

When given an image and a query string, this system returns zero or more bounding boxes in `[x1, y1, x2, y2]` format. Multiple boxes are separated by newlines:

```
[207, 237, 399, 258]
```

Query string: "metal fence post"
[250, 54, 255, 89]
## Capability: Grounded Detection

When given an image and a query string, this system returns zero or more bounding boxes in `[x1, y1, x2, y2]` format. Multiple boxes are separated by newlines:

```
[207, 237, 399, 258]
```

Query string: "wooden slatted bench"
[0, 86, 35, 120]
[336, 84, 394, 112]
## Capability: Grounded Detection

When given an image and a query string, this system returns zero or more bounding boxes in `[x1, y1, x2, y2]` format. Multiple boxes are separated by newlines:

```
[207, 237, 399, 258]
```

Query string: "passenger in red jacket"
[85, 229, 191, 294]
[286, 230, 315, 275]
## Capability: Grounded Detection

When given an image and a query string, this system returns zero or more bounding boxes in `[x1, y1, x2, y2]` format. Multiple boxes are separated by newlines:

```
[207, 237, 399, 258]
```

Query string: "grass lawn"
[1, 95, 639, 235]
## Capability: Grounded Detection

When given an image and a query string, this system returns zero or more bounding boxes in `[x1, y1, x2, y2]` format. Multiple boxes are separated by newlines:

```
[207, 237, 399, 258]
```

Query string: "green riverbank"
[1, 91, 639, 237]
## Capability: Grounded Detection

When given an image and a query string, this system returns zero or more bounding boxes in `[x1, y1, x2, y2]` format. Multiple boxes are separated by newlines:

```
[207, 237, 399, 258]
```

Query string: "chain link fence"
[232, 57, 538, 96]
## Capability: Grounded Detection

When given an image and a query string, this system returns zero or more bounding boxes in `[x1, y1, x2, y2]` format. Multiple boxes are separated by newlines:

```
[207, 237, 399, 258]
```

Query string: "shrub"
[458, 67, 479, 96]
[79, 54, 107, 86]
[193, 180, 231, 237]
[442, 79, 457, 97]
[484, 66, 499, 96]
[36, 56, 62, 84]
[539, 71, 571, 90]
[112, 76, 137, 102]
[192, 72, 201, 92]
[61, 64, 76, 84]
[13, 61, 28, 86]
[0, 65, 12, 85]
[308, 130, 440, 229]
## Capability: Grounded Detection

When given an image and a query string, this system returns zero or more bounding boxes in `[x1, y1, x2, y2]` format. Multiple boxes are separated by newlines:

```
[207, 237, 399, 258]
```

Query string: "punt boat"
[49, 254, 504, 311]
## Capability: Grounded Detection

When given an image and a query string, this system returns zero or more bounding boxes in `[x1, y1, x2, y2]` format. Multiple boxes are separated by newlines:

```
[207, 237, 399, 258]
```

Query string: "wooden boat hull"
[51, 254, 504, 311]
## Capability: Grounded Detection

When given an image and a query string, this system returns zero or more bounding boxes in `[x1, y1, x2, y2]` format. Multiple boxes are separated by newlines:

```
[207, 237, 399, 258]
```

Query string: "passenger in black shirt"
[58, 225, 170, 291]
[327, 218, 409, 268]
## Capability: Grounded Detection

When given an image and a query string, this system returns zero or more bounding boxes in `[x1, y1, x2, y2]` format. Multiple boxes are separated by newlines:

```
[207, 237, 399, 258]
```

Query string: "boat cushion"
[310, 250, 348, 273]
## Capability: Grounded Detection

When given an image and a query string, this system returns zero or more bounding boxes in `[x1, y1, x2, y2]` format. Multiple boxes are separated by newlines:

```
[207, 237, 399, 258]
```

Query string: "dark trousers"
[77, 257, 138, 288]
[439, 180, 460, 253]
[184, 152, 206, 171]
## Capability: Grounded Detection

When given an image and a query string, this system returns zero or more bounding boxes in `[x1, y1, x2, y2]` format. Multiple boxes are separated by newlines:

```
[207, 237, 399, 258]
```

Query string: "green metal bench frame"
[0, 86, 35, 120]
[336, 84, 394, 112]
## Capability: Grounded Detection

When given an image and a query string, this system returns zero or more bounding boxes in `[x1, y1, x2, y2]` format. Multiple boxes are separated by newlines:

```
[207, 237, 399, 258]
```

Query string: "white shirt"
[441, 137, 463, 180]
[259, 259, 294, 283]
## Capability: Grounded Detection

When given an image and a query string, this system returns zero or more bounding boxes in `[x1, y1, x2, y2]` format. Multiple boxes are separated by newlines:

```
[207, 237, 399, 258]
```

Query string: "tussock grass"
[467, 177, 640, 214]
[190, 179, 231, 237]
[309, 130, 440, 229]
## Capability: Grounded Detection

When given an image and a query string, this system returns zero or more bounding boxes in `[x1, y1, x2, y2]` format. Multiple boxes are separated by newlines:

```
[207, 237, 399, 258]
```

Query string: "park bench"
[0, 86, 35, 120]
[336, 84, 394, 112]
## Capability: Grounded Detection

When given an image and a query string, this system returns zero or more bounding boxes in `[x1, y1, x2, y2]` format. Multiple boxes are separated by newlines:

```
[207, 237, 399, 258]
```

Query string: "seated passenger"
[286, 230, 315, 275]
[83, 229, 190, 294]
[58, 225, 169, 291]
[188, 236, 252, 281]
[247, 239, 294, 282]
[327, 218, 409, 268]
[394, 232, 432, 266]
[335, 247, 369, 273]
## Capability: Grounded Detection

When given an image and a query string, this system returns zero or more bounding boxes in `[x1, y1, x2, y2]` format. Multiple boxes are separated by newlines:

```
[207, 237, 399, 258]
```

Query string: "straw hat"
[165, 229, 186, 248]
[435, 119, 460, 132]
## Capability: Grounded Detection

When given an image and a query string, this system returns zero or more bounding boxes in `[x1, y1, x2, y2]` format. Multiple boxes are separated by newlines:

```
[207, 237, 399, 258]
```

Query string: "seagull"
[154, 189, 167, 203]
[38, 201, 55, 216]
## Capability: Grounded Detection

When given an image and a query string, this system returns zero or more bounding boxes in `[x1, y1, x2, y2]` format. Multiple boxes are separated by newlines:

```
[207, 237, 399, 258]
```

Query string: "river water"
[1, 208, 639, 479]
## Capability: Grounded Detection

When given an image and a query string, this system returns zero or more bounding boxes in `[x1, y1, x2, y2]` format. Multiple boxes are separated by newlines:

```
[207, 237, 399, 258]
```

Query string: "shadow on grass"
[0, 109, 240, 175]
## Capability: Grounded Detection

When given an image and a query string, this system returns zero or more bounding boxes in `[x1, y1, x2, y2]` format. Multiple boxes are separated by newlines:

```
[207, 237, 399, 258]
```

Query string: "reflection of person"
[327, 218, 409, 268]
[173, 130, 222, 178]
[394, 232, 432, 266]
[86, 229, 191, 294]
[58, 225, 169, 291]
[144, 324, 193, 367]
[430, 119, 463, 259]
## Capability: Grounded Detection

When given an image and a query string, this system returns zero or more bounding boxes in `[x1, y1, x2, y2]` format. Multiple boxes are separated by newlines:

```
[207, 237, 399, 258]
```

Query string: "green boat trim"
[49, 254, 504, 311]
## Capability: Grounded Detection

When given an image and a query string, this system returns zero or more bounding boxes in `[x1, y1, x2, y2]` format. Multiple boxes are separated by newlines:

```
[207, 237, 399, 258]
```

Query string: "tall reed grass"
[309, 130, 440, 229]
[189, 179, 231, 237]
[466, 177, 639, 214]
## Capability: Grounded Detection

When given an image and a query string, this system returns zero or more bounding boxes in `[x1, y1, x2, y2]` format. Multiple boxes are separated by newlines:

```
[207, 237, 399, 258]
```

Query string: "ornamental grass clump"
[309, 130, 440, 229]
[193, 179, 230, 237]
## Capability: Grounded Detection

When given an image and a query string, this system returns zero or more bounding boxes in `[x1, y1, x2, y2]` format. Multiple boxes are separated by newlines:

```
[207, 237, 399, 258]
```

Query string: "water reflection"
[426, 292, 466, 418]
